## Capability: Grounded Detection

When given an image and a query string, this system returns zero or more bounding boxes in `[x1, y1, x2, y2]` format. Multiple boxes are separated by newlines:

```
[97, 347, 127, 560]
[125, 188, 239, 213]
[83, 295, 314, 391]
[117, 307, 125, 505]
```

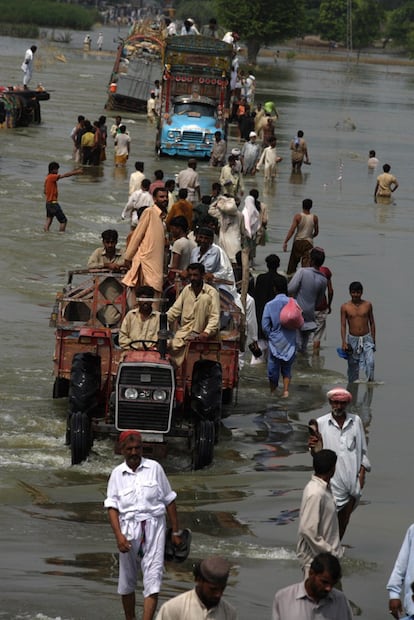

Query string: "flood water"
[1, 26, 414, 619]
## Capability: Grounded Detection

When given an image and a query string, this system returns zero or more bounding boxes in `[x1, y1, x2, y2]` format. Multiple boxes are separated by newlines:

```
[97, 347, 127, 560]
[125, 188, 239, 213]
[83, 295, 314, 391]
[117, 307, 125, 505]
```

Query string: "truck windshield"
[174, 103, 215, 118]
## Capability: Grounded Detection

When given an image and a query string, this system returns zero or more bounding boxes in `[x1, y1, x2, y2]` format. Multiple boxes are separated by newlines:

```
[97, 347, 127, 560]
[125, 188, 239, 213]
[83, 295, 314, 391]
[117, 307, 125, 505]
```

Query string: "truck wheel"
[53, 377, 69, 399]
[70, 411, 92, 465]
[192, 420, 215, 470]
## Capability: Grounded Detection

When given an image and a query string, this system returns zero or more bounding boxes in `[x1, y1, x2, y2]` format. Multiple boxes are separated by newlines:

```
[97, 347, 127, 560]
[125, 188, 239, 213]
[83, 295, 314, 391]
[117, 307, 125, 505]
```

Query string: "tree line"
[172, 0, 414, 63]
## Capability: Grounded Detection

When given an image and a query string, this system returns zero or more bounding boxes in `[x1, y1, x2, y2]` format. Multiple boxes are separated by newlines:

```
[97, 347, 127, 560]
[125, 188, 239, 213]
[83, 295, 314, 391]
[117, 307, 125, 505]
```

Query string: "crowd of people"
[35, 34, 407, 613]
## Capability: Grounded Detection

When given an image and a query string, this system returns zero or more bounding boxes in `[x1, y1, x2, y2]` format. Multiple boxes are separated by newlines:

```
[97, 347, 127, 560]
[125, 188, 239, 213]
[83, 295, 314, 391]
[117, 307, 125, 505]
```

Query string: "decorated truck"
[156, 35, 233, 158]
[50, 270, 241, 468]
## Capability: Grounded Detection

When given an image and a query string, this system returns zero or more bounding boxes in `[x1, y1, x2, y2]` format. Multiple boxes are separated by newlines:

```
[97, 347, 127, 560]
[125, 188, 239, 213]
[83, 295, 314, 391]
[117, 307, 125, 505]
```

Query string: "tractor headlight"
[153, 389, 167, 401]
[124, 387, 139, 400]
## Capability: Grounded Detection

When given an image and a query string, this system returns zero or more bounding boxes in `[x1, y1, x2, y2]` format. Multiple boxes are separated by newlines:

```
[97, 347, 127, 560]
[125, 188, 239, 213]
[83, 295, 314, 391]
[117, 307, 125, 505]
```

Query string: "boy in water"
[340, 281, 376, 382]
[44, 162, 82, 232]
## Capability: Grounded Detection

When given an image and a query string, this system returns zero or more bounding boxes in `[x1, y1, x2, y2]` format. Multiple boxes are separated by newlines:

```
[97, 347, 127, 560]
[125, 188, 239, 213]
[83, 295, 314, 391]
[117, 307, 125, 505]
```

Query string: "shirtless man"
[283, 199, 319, 275]
[374, 163, 398, 202]
[341, 281, 376, 383]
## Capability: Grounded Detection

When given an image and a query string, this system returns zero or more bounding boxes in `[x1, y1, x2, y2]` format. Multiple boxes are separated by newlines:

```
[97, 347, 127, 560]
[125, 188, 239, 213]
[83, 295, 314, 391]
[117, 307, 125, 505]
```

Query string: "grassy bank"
[0, 0, 98, 30]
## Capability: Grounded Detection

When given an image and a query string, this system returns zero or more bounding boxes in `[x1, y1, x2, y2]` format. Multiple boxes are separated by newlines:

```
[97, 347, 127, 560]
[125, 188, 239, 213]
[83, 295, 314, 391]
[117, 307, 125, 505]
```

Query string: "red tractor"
[51, 270, 241, 468]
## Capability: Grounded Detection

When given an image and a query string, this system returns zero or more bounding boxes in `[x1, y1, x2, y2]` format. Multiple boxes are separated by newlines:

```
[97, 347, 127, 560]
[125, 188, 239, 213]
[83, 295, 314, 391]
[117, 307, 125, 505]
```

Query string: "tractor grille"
[182, 131, 203, 143]
[117, 400, 171, 432]
[116, 363, 174, 433]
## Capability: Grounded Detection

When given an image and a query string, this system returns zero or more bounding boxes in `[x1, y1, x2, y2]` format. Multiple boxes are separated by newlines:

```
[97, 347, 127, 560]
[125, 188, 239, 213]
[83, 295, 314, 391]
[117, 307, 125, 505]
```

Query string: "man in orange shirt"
[44, 161, 82, 232]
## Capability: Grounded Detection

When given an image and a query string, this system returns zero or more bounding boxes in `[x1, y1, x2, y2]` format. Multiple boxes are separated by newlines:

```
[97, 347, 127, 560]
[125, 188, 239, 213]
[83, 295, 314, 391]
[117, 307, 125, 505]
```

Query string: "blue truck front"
[158, 96, 220, 158]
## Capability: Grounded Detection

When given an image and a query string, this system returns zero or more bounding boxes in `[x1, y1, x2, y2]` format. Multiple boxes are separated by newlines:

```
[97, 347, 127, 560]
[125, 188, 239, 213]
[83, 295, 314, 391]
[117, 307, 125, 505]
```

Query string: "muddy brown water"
[0, 26, 413, 619]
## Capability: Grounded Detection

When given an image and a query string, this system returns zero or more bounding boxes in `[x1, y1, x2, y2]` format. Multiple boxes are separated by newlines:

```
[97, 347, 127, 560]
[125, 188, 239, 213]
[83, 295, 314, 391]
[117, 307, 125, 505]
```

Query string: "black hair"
[310, 247, 325, 268]
[169, 216, 188, 232]
[265, 254, 280, 270]
[313, 449, 337, 475]
[48, 161, 60, 173]
[136, 285, 155, 297]
[187, 262, 205, 275]
[310, 553, 342, 582]
[349, 281, 363, 293]
[101, 229, 118, 243]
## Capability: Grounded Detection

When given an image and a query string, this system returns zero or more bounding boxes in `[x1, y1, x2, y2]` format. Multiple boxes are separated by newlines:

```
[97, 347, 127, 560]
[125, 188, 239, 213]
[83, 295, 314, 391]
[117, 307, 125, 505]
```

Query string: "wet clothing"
[210, 138, 227, 167]
[176, 168, 200, 204]
[376, 171, 397, 197]
[256, 145, 280, 180]
[156, 588, 238, 620]
[45, 202, 67, 224]
[262, 293, 297, 386]
[288, 267, 327, 352]
[290, 136, 308, 165]
[241, 140, 261, 174]
[287, 213, 316, 274]
[104, 457, 176, 597]
[129, 170, 145, 195]
[297, 475, 343, 570]
[253, 271, 287, 339]
[44, 173, 68, 223]
[21, 47, 35, 86]
[316, 412, 371, 510]
[347, 333, 375, 382]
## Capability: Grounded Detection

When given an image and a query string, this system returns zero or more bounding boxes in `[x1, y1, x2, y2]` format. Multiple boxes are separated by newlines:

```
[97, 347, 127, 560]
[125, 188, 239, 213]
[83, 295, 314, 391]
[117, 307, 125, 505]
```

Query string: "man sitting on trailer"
[119, 286, 160, 350]
[167, 263, 220, 367]
[88, 229, 125, 271]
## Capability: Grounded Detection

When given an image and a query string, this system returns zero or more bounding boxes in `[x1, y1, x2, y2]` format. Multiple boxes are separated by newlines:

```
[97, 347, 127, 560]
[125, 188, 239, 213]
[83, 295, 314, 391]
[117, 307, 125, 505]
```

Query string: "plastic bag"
[280, 297, 304, 330]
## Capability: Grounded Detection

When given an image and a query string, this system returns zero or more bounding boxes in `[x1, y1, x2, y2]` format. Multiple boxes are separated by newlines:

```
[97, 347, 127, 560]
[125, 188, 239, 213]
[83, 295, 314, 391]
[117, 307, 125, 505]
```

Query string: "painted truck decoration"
[156, 35, 233, 158]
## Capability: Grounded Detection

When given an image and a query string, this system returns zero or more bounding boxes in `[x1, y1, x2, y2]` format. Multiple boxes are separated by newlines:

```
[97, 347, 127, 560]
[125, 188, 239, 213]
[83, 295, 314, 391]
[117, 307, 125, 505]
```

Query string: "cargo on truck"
[156, 35, 233, 158]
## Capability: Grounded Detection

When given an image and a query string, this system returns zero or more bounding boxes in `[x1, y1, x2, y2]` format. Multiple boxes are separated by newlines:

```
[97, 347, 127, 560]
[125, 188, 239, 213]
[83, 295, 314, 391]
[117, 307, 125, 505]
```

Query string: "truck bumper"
[159, 143, 211, 159]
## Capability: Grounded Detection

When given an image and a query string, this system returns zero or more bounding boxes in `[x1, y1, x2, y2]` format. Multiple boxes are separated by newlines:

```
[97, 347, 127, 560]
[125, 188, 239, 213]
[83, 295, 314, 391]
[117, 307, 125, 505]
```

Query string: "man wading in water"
[340, 281, 376, 383]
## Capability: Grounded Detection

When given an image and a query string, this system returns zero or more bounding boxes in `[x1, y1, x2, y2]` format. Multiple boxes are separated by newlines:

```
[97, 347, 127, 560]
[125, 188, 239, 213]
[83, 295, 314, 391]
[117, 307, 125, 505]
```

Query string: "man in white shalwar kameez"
[309, 387, 371, 539]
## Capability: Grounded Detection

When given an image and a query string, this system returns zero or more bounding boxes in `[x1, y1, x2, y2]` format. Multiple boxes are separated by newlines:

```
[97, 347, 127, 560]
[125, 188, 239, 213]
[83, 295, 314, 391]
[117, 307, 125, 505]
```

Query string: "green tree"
[214, 0, 305, 64]
[174, 0, 218, 30]
[352, 0, 384, 57]
[318, 0, 347, 42]
[385, 1, 414, 47]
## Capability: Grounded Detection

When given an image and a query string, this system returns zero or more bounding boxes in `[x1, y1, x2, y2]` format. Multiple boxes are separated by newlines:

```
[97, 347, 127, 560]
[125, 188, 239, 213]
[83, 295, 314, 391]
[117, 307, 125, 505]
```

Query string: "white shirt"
[122, 189, 152, 224]
[316, 412, 371, 509]
[21, 48, 34, 73]
[129, 170, 145, 195]
[104, 457, 176, 540]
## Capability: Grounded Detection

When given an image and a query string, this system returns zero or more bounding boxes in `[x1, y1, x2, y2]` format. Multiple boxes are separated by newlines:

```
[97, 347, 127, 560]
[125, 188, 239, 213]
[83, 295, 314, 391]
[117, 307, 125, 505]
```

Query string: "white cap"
[249, 131, 257, 138]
